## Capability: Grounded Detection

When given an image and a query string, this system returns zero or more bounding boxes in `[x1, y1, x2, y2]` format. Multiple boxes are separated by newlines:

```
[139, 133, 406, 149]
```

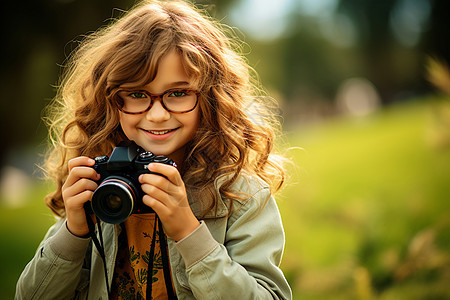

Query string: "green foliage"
[278, 100, 450, 299]
[1, 100, 449, 299]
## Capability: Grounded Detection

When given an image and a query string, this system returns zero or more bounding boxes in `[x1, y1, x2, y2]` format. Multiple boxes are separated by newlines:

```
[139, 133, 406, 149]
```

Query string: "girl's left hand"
[139, 163, 200, 241]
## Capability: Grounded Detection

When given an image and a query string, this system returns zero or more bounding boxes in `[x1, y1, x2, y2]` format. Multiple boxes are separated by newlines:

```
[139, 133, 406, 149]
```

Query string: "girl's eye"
[129, 92, 147, 98]
[169, 91, 187, 97]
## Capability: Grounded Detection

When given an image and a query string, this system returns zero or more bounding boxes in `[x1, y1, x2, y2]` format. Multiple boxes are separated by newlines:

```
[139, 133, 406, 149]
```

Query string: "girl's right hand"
[62, 156, 100, 237]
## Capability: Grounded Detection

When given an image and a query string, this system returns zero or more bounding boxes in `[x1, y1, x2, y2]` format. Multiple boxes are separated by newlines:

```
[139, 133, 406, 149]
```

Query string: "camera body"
[84, 141, 176, 224]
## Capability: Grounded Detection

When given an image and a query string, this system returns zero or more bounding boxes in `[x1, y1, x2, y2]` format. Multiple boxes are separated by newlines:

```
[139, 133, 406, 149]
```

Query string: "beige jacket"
[16, 174, 292, 299]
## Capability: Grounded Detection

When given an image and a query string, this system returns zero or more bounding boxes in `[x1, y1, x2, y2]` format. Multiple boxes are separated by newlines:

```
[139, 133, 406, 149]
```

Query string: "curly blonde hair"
[44, 0, 286, 217]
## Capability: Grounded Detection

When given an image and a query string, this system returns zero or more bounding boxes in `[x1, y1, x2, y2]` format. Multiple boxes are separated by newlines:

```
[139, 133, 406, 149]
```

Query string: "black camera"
[84, 141, 176, 224]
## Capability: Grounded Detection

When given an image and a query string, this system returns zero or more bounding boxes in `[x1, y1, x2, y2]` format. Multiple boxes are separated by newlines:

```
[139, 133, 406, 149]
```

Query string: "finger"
[146, 163, 181, 185]
[64, 178, 98, 197]
[64, 190, 95, 209]
[64, 166, 100, 188]
[141, 174, 184, 200]
[142, 194, 169, 213]
[140, 173, 172, 190]
[68, 156, 96, 172]
[141, 183, 172, 205]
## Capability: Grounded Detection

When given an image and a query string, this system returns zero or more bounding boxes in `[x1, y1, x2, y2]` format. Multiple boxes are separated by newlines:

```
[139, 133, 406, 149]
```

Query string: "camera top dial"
[139, 152, 155, 160]
[134, 151, 177, 171]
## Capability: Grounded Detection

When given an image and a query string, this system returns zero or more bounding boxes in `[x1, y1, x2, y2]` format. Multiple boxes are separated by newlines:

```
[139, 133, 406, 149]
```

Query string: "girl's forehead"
[117, 51, 199, 90]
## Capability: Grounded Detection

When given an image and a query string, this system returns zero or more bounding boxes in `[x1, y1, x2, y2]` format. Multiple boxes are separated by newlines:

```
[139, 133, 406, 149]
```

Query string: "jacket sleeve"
[15, 218, 91, 300]
[175, 186, 292, 299]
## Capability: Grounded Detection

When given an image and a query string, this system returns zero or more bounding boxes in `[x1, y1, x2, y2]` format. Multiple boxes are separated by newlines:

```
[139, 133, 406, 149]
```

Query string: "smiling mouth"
[144, 128, 177, 135]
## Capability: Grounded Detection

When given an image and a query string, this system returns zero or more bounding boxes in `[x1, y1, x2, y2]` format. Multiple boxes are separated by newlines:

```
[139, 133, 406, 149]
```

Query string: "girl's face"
[118, 50, 200, 166]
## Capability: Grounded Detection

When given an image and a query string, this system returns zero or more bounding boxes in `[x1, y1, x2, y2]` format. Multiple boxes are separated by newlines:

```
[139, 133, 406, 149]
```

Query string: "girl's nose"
[146, 101, 170, 122]
[145, 100, 171, 122]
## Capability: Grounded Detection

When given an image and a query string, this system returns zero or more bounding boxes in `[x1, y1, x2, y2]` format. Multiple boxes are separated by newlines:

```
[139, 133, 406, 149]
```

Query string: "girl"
[16, 0, 292, 299]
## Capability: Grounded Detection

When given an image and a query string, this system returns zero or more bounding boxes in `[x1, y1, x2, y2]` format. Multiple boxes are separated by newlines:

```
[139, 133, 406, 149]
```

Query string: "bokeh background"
[1, 0, 450, 299]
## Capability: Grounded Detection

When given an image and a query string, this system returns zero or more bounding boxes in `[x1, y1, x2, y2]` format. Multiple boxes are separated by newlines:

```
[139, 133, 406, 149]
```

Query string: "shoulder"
[188, 172, 275, 219]
[42, 217, 67, 242]
[216, 172, 277, 220]
[215, 172, 271, 202]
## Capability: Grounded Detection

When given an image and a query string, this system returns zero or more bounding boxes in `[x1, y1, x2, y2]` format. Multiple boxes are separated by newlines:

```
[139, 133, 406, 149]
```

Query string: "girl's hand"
[139, 163, 200, 241]
[62, 156, 100, 237]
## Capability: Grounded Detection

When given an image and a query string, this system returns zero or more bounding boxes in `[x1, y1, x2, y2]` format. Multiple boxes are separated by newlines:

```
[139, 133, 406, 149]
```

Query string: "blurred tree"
[334, 0, 450, 104]
[336, 0, 399, 103]
[423, 0, 450, 64]
[243, 0, 448, 108]
[243, 6, 363, 113]
[279, 18, 360, 102]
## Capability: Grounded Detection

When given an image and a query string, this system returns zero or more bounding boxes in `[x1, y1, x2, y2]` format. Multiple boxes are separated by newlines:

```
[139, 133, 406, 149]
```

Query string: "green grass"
[278, 99, 450, 299]
[2, 99, 449, 299]
[0, 183, 55, 299]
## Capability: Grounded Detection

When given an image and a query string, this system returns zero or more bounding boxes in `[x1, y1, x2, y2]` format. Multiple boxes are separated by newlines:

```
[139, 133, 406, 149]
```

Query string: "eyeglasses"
[116, 88, 200, 114]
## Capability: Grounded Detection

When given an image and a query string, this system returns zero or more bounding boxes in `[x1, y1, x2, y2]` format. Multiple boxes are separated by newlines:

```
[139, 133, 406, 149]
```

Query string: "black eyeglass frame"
[116, 88, 200, 115]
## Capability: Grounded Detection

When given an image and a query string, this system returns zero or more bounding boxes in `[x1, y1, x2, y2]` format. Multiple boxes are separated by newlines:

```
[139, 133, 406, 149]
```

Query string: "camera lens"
[91, 176, 138, 224]
[104, 194, 123, 213]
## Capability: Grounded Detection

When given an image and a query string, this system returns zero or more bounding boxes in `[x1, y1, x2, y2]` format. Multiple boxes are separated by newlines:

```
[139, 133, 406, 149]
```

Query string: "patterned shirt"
[111, 213, 173, 300]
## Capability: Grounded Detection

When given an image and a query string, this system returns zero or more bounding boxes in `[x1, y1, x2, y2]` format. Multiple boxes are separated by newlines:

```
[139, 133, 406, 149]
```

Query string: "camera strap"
[146, 215, 177, 299]
[84, 210, 111, 299]
[84, 210, 177, 299]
